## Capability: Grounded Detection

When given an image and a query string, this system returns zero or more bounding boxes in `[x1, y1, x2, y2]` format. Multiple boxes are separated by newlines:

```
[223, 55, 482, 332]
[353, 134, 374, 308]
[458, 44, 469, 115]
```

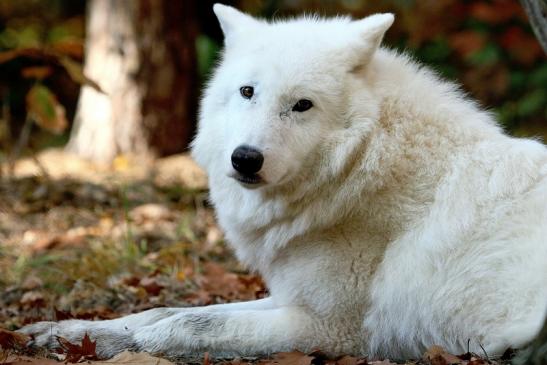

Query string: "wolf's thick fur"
[20, 4, 547, 360]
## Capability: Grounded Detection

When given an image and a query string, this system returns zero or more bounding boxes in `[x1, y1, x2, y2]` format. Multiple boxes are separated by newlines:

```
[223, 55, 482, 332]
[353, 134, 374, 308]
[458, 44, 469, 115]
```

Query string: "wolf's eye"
[292, 99, 313, 112]
[240, 86, 254, 99]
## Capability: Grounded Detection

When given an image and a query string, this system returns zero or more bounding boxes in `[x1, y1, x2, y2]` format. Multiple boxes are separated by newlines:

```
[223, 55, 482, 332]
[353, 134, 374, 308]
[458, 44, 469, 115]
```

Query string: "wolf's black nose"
[231, 145, 264, 175]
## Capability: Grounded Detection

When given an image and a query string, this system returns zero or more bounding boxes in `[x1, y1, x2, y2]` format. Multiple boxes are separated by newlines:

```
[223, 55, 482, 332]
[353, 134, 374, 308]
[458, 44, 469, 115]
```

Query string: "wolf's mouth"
[233, 173, 264, 186]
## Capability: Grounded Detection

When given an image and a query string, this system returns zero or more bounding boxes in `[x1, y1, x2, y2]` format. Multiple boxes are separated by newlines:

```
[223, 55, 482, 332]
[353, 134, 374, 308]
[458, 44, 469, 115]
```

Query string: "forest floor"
[0, 149, 514, 365]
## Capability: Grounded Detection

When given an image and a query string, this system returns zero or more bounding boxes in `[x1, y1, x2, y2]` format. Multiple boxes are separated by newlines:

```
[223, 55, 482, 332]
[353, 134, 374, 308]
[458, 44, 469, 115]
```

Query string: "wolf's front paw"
[18, 321, 60, 349]
[18, 320, 135, 359]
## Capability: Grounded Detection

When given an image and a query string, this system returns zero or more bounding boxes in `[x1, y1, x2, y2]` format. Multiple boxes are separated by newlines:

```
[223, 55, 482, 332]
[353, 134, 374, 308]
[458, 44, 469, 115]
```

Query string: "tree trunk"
[67, 0, 197, 163]
[520, 0, 547, 54]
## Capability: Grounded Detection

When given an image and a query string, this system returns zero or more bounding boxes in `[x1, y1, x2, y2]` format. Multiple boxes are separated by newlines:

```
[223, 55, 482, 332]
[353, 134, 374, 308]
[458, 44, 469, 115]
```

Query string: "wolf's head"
[192, 4, 393, 191]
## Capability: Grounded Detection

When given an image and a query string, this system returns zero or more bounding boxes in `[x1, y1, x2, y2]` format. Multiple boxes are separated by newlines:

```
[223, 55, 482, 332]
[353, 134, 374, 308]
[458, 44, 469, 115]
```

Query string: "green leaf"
[530, 64, 547, 87]
[26, 84, 68, 134]
[196, 35, 220, 80]
[467, 43, 500, 66]
[517, 89, 547, 117]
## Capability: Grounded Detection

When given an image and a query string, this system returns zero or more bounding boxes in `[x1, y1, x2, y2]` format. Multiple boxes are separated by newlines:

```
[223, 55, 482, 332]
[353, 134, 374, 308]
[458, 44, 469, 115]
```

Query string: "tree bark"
[520, 0, 547, 54]
[67, 0, 197, 163]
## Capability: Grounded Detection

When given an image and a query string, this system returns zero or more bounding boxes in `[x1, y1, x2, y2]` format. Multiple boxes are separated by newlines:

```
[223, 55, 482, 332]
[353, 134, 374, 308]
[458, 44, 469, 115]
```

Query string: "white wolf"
[21, 4, 547, 360]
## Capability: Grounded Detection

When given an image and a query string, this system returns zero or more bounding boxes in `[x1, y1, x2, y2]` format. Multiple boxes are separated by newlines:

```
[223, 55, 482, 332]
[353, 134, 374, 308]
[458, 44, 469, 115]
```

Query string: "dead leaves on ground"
[0, 330, 505, 365]
[218, 347, 500, 365]
[0, 329, 30, 352]
[423, 346, 485, 365]
[103, 350, 176, 364]
[185, 262, 266, 305]
[0, 329, 174, 364]
[1, 351, 175, 365]
[263, 347, 502, 365]
[266, 351, 392, 365]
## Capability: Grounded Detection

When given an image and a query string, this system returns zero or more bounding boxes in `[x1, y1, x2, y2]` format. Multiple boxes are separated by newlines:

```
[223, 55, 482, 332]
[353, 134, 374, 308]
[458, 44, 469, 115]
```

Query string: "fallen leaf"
[0, 329, 30, 350]
[336, 355, 367, 365]
[225, 358, 252, 365]
[467, 358, 488, 365]
[198, 262, 266, 301]
[54, 308, 74, 321]
[1, 354, 60, 364]
[272, 351, 314, 365]
[368, 361, 396, 365]
[139, 277, 165, 296]
[20, 276, 43, 291]
[57, 333, 98, 363]
[129, 204, 172, 223]
[99, 350, 175, 364]
[424, 345, 463, 365]
[20, 291, 46, 309]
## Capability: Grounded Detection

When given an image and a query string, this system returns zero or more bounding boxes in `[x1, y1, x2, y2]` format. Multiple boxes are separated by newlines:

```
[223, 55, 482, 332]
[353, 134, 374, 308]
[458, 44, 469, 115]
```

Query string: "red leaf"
[0, 329, 30, 351]
[57, 333, 98, 363]
[449, 31, 486, 58]
[54, 308, 74, 321]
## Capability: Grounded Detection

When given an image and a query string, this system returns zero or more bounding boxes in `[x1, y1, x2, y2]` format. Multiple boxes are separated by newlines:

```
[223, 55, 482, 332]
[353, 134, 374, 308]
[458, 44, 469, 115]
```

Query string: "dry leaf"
[2, 354, 60, 364]
[139, 277, 165, 296]
[198, 262, 265, 301]
[21, 66, 53, 80]
[272, 351, 315, 365]
[20, 291, 46, 308]
[0, 329, 30, 350]
[57, 333, 98, 363]
[20, 276, 44, 291]
[424, 345, 463, 365]
[336, 355, 367, 365]
[129, 204, 172, 223]
[99, 350, 175, 364]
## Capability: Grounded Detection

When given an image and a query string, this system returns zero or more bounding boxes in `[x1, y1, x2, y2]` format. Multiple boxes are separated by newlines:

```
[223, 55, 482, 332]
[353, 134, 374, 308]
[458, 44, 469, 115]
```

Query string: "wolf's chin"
[230, 172, 266, 189]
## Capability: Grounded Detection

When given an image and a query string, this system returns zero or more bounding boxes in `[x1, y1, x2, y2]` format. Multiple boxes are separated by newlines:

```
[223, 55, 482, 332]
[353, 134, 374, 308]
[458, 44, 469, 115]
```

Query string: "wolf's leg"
[134, 306, 317, 357]
[18, 298, 274, 358]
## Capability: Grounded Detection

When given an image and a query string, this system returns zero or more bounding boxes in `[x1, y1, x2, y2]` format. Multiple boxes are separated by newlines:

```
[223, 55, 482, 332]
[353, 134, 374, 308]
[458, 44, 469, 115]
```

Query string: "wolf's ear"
[213, 4, 260, 42]
[350, 13, 394, 67]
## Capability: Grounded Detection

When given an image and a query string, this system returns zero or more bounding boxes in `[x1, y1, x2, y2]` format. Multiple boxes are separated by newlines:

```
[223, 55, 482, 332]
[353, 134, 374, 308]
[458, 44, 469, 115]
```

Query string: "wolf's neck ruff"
[210, 46, 497, 272]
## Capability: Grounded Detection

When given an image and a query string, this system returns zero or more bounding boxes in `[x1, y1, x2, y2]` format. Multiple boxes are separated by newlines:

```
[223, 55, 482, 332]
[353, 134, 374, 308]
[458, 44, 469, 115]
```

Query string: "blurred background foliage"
[0, 0, 545, 165]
